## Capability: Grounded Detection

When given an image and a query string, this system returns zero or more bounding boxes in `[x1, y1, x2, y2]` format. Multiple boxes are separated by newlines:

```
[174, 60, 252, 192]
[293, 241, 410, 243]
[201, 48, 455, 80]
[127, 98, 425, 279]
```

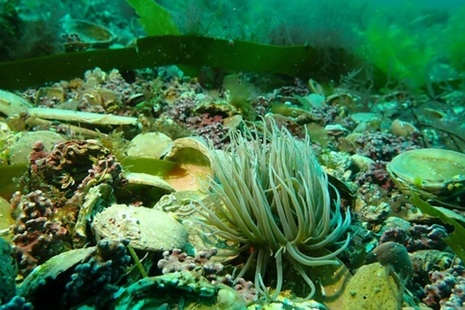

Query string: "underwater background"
[1, 0, 465, 309]
[1, 0, 465, 88]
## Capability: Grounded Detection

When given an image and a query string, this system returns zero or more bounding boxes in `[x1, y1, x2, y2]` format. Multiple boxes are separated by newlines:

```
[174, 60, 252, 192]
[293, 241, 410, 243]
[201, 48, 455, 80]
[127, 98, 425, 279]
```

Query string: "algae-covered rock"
[0, 237, 17, 305]
[114, 271, 249, 310]
[72, 183, 114, 248]
[342, 262, 403, 310]
[113, 271, 219, 310]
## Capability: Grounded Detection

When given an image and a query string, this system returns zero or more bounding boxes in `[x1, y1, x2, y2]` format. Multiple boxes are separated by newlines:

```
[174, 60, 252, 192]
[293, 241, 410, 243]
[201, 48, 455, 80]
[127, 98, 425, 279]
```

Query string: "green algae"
[126, 0, 180, 36]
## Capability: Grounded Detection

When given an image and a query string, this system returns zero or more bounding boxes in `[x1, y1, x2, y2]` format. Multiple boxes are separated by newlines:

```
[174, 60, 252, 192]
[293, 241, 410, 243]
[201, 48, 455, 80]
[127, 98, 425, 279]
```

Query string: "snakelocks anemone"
[197, 116, 351, 299]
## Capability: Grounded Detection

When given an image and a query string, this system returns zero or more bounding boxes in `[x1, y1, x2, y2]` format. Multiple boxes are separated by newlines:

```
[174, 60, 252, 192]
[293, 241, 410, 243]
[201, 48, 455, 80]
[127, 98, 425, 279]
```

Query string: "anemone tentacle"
[199, 116, 351, 299]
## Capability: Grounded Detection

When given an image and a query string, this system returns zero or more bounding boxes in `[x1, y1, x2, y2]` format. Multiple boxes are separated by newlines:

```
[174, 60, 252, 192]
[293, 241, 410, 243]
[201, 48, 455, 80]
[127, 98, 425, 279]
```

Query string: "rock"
[342, 262, 403, 310]
[351, 112, 382, 133]
[360, 202, 391, 223]
[366, 242, 413, 286]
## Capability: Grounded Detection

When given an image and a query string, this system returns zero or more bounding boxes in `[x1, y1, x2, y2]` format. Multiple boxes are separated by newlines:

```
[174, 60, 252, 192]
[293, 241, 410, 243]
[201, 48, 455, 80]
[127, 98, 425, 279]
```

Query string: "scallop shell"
[387, 148, 465, 200]
[326, 93, 356, 111]
[308, 78, 325, 95]
[126, 132, 173, 159]
[113, 272, 217, 309]
[152, 190, 209, 218]
[117, 172, 175, 207]
[390, 119, 419, 137]
[63, 19, 116, 52]
[9, 130, 66, 165]
[163, 137, 213, 192]
[409, 249, 453, 279]
[35, 87, 65, 105]
[18, 247, 96, 297]
[124, 172, 175, 193]
[0, 90, 33, 116]
[92, 204, 188, 251]
[27, 108, 138, 126]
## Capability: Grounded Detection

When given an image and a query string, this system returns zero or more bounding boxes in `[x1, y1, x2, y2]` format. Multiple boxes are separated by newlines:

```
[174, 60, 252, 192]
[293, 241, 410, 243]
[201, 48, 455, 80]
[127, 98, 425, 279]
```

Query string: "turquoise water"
[1, 0, 464, 88]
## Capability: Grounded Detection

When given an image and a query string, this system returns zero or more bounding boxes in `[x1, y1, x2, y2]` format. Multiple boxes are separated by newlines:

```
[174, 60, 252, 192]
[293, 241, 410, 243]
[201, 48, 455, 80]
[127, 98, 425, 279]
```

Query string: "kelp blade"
[410, 193, 465, 262]
[0, 35, 357, 90]
[0, 164, 28, 200]
[121, 157, 180, 177]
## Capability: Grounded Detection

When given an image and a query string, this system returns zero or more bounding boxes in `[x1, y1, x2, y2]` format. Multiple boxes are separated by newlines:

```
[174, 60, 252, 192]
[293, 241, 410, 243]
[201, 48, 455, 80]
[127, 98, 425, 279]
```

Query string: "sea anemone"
[197, 116, 351, 299]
